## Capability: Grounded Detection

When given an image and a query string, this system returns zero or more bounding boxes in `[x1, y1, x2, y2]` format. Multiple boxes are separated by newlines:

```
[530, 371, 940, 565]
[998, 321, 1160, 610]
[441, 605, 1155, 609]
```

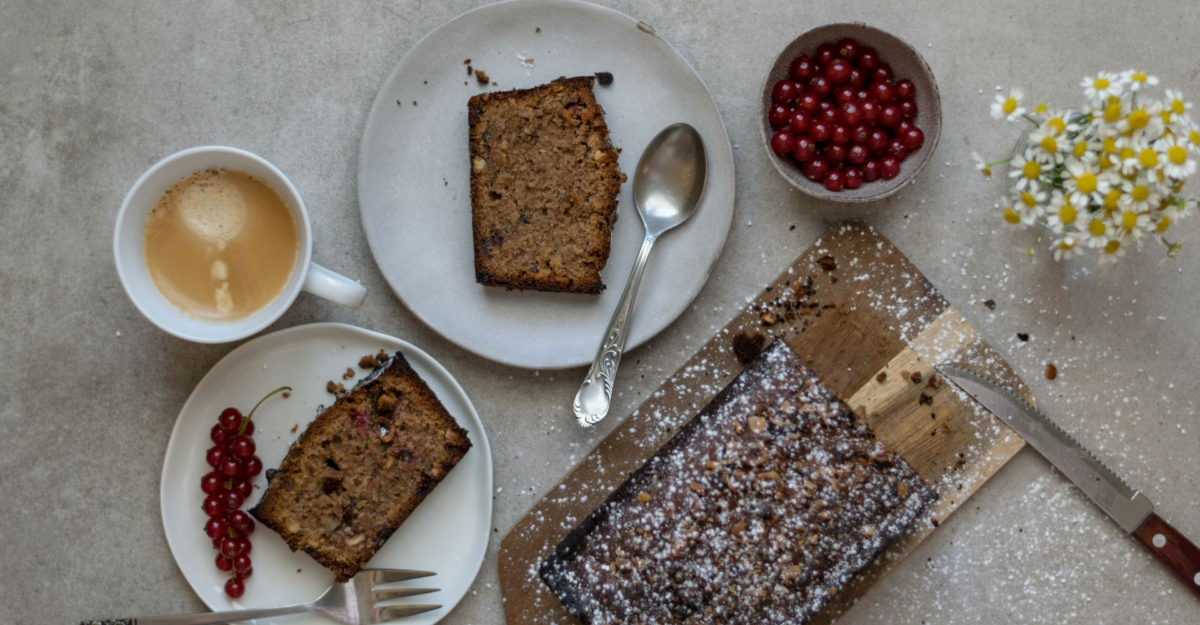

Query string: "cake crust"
[250, 353, 471, 582]
[468, 76, 622, 294]
[539, 339, 936, 624]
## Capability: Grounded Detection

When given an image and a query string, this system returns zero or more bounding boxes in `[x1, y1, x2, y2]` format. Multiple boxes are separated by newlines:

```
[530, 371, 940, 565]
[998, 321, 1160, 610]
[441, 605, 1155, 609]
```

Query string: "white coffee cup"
[114, 146, 367, 343]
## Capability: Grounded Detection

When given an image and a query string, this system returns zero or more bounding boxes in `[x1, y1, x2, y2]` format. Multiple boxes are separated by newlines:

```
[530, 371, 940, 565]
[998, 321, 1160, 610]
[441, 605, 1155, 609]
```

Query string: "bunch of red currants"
[201, 386, 288, 598]
[767, 37, 925, 192]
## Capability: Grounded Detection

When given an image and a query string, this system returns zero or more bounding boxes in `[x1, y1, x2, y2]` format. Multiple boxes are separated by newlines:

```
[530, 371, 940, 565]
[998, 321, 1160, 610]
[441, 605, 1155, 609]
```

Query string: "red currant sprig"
[202, 386, 288, 597]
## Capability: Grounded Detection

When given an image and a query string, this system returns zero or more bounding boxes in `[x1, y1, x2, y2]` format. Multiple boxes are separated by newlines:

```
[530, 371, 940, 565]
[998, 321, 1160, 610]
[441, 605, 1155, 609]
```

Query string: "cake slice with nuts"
[468, 76, 624, 294]
[250, 352, 471, 582]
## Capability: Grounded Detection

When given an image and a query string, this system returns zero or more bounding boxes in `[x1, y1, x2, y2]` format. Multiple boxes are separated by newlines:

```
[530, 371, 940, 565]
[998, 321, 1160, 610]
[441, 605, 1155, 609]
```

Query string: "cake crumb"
[475, 69, 490, 84]
[983, 298, 996, 310]
[732, 330, 766, 364]
[1018, 332, 1029, 342]
[291, 423, 299, 433]
[909, 371, 922, 384]
[396, 100, 402, 107]
[919, 393, 933, 405]
[360, 353, 381, 368]
[463, 58, 471, 64]
[1046, 363, 1058, 379]
[535, 27, 541, 32]
[282, 391, 291, 398]
[817, 255, 837, 271]
[876, 372, 887, 383]
[594, 71, 613, 86]
[342, 367, 355, 380]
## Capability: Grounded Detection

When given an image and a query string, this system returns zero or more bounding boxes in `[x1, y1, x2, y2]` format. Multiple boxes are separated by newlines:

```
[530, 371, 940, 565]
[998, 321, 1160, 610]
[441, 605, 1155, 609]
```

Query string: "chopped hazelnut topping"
[688, 481, 704, 493]
[748, 415, 768, 433]
[636, 491, 651, 502]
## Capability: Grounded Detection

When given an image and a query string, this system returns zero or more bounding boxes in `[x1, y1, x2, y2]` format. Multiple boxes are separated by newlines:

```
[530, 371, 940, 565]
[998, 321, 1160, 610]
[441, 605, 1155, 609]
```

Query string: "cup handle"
[303, 262, 367, 308]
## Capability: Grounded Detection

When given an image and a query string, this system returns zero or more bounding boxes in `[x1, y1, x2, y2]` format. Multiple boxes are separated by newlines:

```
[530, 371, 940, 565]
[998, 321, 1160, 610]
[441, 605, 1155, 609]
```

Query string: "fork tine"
[373, 587, 440, 601]
[373, 604, 441, 622]
[364, 569, 437, 584]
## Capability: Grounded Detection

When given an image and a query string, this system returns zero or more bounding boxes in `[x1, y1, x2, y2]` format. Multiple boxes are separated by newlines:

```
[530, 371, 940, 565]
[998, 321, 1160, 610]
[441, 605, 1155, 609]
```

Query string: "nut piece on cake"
[468, 76, 623, 294]
[250, 353, 471, 582]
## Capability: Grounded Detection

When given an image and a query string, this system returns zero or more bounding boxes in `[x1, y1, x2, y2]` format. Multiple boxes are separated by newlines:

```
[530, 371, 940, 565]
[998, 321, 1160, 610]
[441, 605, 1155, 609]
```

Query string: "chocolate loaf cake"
[468, 76, 623, 294]
[539, 340, 936, 624]
[250, 353, 471, 582]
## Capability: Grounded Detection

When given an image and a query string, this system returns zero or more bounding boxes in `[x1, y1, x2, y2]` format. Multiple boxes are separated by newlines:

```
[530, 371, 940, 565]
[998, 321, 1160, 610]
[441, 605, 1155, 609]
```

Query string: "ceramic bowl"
[760, 22, 942, 202]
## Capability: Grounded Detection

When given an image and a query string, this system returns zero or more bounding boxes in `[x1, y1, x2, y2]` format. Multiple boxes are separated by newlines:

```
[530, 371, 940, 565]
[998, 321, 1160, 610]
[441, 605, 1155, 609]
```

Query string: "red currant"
[205, 516, 228, 539]
[801, 157, 829, 181]
[850, 123, 871, 145]
[824, 144, 847, 165]
[210, 424, 230, 447]
[838, 101, 862, 126]
[789, 55, 817, 80]
[856, 88, 871, 102]
[857, 47, 879, 70]
[770, 130, 795, 155]
[871, 63, 893, 83]
[240, 419, 255, 437]
[206, 446, 227, 468]
[818, 106, 838, 125]
[879, 156, 901, 179]
[848, 67, 866, 89]
[791, 136, 817, 162]
[847, 144, 869, 166]
[899, 99, 918, 119]
[224, 577, 245, 599]
[887, 138, 909, 161]
[797, 92, 820, 114]
[809, 121, 831, 143]
[825, 58, 851, 84]
[862, 160, 881, 182]
[808, 76, 831, 98]
[229, 510, 256, 536]
[768, 104, 791, 127]
[830, 124, 851, 145]
[772, 79, 799, 103]
[897, 120, 914, 135]
[244, 456, 263, 478]
[867, 129, 890, 154]
[835, 38, 858, 61]
[234, 537, 252, 556]
[201, 471, 224, 495]
[901, 127, 925, 150]
[216, 554, 233, 572]
[787, 110, 811, 134]
[843, 166, 863, 189]
[240, 566, 253, 579]
[860, 100, 880, 125]
[233, 478, 253, 499]
[233, 554, 252, 573]
[834, 85, 856, 105]
[814, 43, 836, 66]
[219, 408, 243, 433]
[219, 537, 240, 558]
[220, 456, 244, 478]
[879, 104, 902, 127]
[229, 435, 256, 459]
[894, 79, 916, 100]
[869, 81, 894, 104]
[223, 490, 244, 511]
[822, 169, 844, 192]
[203, 495, 225, 518]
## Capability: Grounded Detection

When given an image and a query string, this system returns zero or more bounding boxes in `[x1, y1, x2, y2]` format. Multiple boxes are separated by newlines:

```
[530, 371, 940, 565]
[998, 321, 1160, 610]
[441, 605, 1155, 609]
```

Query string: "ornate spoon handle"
[574, 235, 656, 427]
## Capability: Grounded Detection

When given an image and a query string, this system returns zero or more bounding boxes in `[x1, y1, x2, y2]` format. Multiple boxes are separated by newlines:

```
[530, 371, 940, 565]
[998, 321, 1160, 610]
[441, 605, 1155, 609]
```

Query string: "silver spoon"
[573, 123, 708, 428]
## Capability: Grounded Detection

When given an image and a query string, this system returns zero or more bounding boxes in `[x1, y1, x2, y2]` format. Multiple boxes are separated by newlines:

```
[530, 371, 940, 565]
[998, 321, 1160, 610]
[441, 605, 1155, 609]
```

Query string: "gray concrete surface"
[2, 1, 1199, 623]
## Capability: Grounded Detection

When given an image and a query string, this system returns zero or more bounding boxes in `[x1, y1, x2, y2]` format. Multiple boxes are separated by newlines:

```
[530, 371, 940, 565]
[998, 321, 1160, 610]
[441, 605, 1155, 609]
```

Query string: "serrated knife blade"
[939, 365, 1200, 597]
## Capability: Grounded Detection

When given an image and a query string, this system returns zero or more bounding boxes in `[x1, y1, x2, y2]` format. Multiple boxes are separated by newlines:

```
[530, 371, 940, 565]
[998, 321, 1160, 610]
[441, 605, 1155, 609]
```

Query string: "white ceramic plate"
[160, 323, 493, 625]
[358, 0, 735, 369]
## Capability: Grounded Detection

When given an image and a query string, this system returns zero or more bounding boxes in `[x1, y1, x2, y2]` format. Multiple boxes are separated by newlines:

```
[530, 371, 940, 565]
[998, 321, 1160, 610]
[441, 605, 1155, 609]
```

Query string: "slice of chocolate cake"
[539, 339, 936, 624]
[250, 353, 471, 582]
[468, 76, 623, 294]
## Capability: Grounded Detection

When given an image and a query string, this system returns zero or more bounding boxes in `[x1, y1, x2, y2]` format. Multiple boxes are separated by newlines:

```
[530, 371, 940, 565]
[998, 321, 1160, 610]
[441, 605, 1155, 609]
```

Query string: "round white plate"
[160, 323, 493, 625]
[358, 0, 735, 369]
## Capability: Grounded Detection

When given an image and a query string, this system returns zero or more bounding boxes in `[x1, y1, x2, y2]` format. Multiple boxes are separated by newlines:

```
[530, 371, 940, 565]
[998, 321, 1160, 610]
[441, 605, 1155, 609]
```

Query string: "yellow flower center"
[1035, 103, 1048, 115]
[1075, 172, 1097, 194]
[1190, 130, 1200, 146]
[1103, 137, 1117, 153]
[1158, 216, 1171, 233]
[1022, 160, 1042, 179]
[1104, 101, 1122, 123]
[1089, 219, 1107, 236]
[1104, 240, 1121, 254]
[1168, 145, 1188, 165]
[1020, 192, 1038, 207]
[1161, 111, 1173, 124]
[1060, 238, 1076, 250]
[1121, 210, 1138, 230]
[1171, 99, 1186, 115]
[1127, 109, 1150, 130]
[1094, 78, 1110, 90]
[1132, 72, 1147, 83]
[1119, 147, 1136, 162]
[1073, 141, 1088, 158]
[1132, 185, 1150, 201]
[1002, 98, 1018, 114]
[1060, 204, 1077, 224]
[1003, 208, 1020, 224]
[1138, 148, 1159, 169]
[1047, 118, 1066, 136]
[1040, 136, 1058, 154]
[1103, 189, 1122, 209]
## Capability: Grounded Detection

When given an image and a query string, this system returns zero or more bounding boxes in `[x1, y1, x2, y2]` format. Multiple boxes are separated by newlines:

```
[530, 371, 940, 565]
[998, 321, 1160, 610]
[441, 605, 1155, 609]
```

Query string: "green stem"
[237, 386, 292, 436]
[1022, 113, 1041, 126]
[987, 158, 1011, 167]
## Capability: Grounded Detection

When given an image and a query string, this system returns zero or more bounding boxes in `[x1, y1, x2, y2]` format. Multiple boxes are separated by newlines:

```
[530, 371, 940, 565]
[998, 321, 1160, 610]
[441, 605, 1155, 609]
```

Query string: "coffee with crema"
[143, 169, 298, 321]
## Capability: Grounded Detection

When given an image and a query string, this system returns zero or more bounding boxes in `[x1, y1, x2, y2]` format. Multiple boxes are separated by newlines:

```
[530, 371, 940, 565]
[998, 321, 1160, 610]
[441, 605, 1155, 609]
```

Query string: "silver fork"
[80, 569, 440, 625]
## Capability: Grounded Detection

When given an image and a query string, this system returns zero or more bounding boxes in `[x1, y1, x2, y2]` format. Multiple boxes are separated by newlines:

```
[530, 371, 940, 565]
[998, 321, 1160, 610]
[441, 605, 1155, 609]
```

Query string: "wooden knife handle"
[1134, 512, 1200, 597]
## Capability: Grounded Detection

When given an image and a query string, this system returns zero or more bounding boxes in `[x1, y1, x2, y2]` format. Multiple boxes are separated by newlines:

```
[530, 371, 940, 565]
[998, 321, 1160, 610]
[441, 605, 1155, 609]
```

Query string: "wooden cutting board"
[498, 223, 1031, 624]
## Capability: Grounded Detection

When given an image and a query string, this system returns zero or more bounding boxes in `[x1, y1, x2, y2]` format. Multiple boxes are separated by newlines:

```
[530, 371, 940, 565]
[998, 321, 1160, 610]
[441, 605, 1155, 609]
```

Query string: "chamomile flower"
[1115, 206, 1151, 241]
[1111, 135, 1148, 175]
[1000, 196, 1023, 226]
[1165, 90, 1192, 118]
[1028, 127, 1069, 164]
[991, 88, 1025, 122]
[1045, 191, 1079, 233]
[1008, 149, 1043, 191]
[972, 151, 994, 177]
[1154, 133, 1197, 179]
[1052, 235, 1080, 261]
[1075, 215, 1114, 248]
[1119, 173, 1162, 213]
[1010, 184, 1047, 224]
[1083, 72, 1123, 101]
[1119, 100, 1165, 139]
[1063, 158, 1108, 208]
[1121, 70, 1159, 92]
[1098, 239, 1126, 264]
